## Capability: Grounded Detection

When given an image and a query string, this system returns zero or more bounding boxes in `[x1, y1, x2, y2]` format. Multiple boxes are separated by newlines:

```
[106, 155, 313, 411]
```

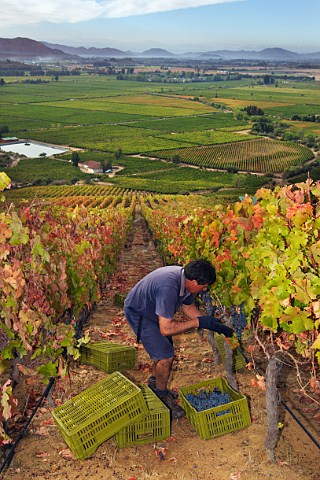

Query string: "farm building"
[0, 137, 19, 143]
[80, 161, 103, 174]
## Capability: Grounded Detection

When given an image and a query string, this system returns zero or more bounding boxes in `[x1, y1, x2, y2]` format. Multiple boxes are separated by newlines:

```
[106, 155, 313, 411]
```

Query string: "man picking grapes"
[124, 259, 234, 419]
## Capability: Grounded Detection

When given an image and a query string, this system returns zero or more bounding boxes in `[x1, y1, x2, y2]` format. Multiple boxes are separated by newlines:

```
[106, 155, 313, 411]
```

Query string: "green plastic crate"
[52, 372, 148, 460]
[179, 377, 251, 440]
[114, 292, 127, 308]
[80, 342, 136, 373]
[115, 386, 170, 448]
[215, 334, 247, 371]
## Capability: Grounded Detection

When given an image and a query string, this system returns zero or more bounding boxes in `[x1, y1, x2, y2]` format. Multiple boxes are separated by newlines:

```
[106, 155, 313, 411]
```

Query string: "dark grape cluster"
[230, 304, 247, 340]
[185, 387, 231, 413]
[199, 292, 247, 340]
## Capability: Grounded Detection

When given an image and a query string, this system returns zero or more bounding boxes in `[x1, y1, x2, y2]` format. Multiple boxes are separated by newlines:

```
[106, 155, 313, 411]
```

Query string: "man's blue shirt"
[124, 265, 194, 323]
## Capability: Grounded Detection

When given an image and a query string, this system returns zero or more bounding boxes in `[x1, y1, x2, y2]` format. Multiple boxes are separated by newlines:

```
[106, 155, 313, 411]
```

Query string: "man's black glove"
[198, 315, 234, 338]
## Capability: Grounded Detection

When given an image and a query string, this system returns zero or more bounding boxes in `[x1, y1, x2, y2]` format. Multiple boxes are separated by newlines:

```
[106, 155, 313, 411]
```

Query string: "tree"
[114, 148, 122, 160]
[101, 160, 112, 172]
[0, 125, 9, 138]
[172, 154, 181, 164]
[251, 117, 274, 135]
[263, 74, 275, 85]
[71, 151, 80, 167]
[244, 105, 264, 116]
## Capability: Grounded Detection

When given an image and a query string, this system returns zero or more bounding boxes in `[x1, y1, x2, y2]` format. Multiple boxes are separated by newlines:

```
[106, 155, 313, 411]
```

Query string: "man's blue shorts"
[124, 307, 174, 360]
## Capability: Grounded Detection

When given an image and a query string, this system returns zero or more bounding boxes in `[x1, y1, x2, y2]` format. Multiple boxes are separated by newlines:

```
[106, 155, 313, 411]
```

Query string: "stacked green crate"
[80, 342, 136, 372]
[114, 292, 127, 308]
[52, 372, 148, 459]
[115, 386, 170, 448]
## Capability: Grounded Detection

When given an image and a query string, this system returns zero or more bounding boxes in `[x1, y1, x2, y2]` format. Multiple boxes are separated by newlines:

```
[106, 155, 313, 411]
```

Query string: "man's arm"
[158, 302, 202, 336]
[159, 315, 199, 336]
[181, 303, 202, 319]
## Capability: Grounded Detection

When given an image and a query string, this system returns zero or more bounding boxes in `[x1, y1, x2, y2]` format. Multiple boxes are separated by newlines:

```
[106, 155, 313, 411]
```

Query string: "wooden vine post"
[264, 352, 285, 462]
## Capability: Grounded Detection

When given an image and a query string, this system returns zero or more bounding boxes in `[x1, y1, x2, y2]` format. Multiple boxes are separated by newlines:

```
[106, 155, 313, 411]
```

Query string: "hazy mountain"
[187, 51, 221, 59]
[256, 48, 299, 60]
[140, 48, 176, 57]
[0, 37, 74, 60]
[1, 37, 320, 62]
[196, 47, 299, 60]
[303, 51, 320, 59]
[43, 41, 127, 58]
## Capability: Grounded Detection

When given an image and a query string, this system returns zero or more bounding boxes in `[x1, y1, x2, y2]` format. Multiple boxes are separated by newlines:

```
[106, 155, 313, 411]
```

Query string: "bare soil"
[2, 213, 319, 480]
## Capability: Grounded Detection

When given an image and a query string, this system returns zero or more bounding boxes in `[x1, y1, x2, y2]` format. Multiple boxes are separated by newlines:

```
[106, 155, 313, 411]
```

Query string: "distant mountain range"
[0, 37, 320, 62]
[0, 37, 74, 60]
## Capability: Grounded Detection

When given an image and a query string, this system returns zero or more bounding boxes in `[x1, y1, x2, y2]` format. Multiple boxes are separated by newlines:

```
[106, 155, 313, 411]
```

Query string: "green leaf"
[0, 172, 11, 191]
[37, 361, 58, 378]
[60, 337, 74, 347]
[67, 345, 81, 360]
[9, 213, 29, 245]
[293, 276, 318, 303]
[280, 306, 314, 333]
[77, 332, 90, 346]
[1, 340, 23, 360]
[0, 321, 15, 339]
[31, 236, 50, 262]
[76, 240, 90, 254]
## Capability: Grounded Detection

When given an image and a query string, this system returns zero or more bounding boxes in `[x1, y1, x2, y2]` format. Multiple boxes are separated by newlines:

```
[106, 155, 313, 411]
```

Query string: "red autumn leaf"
[40, 418, 55, 426]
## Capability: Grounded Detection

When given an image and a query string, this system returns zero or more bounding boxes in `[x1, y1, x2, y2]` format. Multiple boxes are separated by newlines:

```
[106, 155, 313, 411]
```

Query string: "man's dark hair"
[184, 259, 216, 285]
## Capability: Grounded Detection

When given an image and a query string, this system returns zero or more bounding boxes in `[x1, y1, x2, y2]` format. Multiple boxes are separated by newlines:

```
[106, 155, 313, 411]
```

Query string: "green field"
[3, 157, 92, 184]
[149, 138, 314, 173]
[1, 73, 319, 194]
[108, 165, 268, 195]
[123, 112, 249, 132]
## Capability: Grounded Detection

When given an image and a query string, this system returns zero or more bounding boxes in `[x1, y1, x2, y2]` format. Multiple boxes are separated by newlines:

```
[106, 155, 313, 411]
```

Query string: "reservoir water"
[0, 141, 68, 158]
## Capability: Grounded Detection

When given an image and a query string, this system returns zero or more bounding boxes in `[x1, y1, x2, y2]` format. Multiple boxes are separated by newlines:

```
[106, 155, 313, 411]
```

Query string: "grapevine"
[142, 181, 320, 388]
[0, 174, 133, 445]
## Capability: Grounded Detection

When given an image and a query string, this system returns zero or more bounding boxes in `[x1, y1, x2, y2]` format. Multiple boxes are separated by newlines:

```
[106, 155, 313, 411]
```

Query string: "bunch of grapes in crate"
[185, 387, 232, 413]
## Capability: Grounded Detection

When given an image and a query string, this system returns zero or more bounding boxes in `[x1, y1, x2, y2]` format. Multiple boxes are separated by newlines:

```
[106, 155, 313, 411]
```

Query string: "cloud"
[0, 0, 244, 26]
[103, 0, 243, 18]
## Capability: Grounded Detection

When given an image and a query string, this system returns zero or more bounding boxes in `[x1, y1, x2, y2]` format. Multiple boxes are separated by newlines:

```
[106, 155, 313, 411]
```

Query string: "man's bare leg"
[154, 358, 174, 391]
[150, 358, 185, 418]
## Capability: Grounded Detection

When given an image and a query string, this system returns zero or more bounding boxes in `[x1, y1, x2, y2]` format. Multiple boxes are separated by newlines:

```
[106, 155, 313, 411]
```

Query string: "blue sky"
[1, 0, 319, 53]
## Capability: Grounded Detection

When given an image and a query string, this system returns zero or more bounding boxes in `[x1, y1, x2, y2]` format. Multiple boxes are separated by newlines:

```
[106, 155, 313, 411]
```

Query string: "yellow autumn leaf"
[311, 334, 320, 349]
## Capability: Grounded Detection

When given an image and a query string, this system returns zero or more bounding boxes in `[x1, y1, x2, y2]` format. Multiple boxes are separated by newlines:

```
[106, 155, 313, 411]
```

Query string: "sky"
[1, 0, 319, 53]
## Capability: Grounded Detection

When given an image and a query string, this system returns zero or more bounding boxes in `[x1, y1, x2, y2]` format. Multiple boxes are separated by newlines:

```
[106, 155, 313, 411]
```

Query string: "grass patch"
[4, 157, 91, 184]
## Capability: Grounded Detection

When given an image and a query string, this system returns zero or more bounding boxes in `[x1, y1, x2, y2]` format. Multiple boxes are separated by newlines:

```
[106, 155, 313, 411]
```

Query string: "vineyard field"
[25, 124, 197, 154]
[108, 167, 267, 195]
[128, 112, 248, 132]
[208, 85, 320, 106]
[264, 104, 320, 118]
[3, 157, 92, 183]
[1, 73, 319, 192]
[0, 104, 151, 130]
[149, 138, 314, 172]
[35, 97, 213, 117]
[4, 184, 137, 209]
[154, 129, 251, 146]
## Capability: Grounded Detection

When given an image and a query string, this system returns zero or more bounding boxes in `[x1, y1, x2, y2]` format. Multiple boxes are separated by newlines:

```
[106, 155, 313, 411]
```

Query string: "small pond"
[0, 141, 68, 158]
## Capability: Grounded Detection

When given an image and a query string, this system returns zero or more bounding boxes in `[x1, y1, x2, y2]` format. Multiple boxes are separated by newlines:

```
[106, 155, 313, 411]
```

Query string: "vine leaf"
[311, 334, 320, 350]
